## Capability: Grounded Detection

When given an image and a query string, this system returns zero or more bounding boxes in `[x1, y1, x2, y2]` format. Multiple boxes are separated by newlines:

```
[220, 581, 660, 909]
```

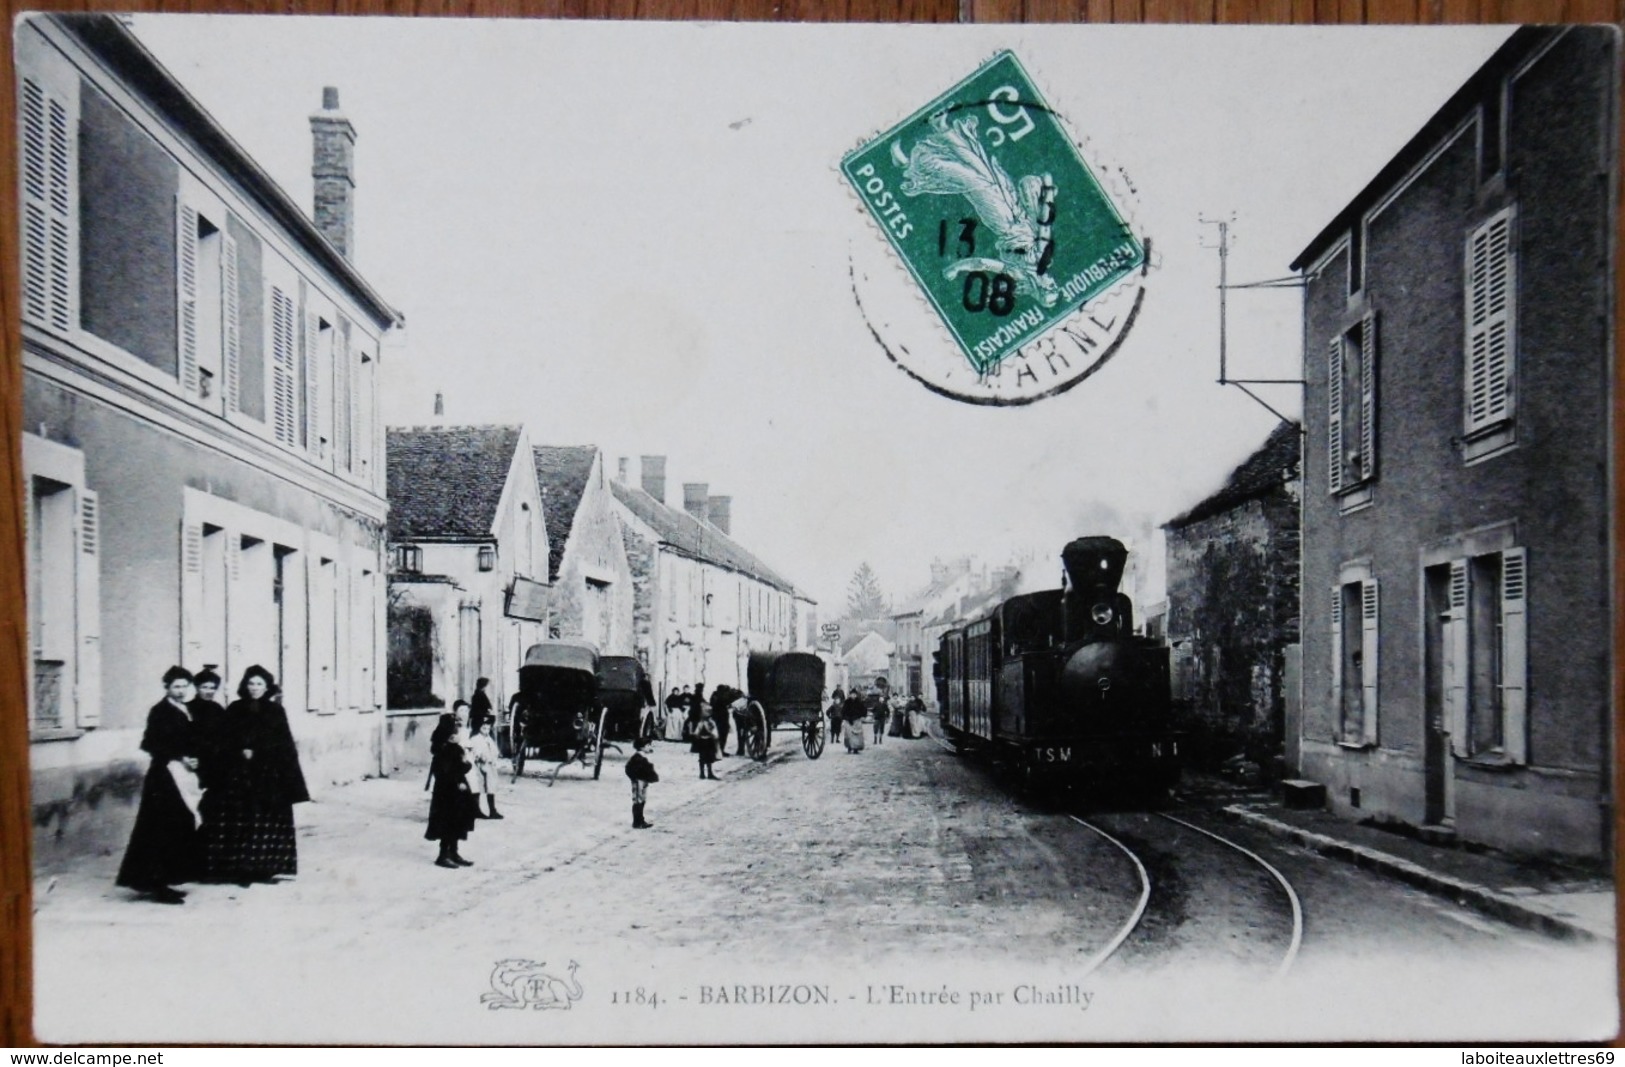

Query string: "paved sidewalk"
[1215, 797, 1616, 944]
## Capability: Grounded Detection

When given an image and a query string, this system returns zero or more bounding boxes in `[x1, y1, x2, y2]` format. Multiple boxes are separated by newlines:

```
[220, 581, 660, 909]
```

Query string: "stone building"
[532, 445, 634, 654]
[1292, 27, 1614, 858]
[609, 457, 813, 737]
[20, 14, 404, 868]
[384, 425, 549, 766]
[1162, 423, 1301, 770]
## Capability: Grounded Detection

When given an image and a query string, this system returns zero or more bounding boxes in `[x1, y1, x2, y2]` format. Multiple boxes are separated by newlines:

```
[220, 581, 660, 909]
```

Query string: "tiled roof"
[1164, 422, 1302, 530]
[532, 445, 598, 583]
[386, 425, 522, 541]
[609, 480, 798, 595]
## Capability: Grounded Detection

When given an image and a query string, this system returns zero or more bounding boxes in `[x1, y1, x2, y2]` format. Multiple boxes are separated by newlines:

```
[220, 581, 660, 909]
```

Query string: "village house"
[1162, 422, 1301, 771]
[20, 14, 404, 868]
[609, 457, 815, 737]
[384, 424, 549, 766]
[1292, 27, 1614, 858]
[532, 445, 634, 654]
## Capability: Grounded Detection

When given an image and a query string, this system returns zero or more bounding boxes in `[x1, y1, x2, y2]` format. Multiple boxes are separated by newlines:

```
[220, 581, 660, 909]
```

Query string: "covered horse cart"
[736, 650, 828, 760]
[509, 641, 610, 783]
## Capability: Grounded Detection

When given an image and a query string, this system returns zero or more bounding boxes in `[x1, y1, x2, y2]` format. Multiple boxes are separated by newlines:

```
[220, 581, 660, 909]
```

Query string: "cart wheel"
[803, 715, 825, 760]
[748, 701, 769, 761]
[593, 708, 609, 779]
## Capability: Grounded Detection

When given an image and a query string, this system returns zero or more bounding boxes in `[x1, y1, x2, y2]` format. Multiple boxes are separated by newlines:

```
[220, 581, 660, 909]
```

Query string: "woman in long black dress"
[426, 715, 476, 868]
[202, 665, 310, 884]
[115, 666, 204, 904]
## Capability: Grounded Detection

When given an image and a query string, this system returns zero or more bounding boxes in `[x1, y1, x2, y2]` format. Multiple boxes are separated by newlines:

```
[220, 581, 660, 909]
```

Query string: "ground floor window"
[1433, 548, 1527, 763]
[1330, 570, 1378, 746]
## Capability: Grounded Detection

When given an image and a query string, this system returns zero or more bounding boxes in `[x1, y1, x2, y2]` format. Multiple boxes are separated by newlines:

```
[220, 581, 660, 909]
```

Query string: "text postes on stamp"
[842, 51, 1147, 404]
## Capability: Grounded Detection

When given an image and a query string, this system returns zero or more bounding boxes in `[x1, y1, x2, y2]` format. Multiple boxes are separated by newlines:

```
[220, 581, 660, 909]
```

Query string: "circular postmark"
[840, 51, 1150, 406]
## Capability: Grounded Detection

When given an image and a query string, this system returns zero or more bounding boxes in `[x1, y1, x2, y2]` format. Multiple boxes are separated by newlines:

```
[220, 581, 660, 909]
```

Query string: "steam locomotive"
[934, 536, 1179, 793]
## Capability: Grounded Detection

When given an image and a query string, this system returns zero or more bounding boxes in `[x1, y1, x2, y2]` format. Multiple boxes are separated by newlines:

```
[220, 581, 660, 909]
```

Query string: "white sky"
[130, 17, 1515, 609]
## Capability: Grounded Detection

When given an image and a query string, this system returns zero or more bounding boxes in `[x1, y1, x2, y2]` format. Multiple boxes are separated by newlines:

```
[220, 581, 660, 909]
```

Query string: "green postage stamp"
[842, 51, 1146, 396]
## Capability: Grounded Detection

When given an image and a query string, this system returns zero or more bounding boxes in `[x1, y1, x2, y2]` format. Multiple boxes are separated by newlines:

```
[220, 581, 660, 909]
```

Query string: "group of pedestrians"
[116, 664, 310, 905]
[664, 683, 751, 778]
[827, 685, 929, 754]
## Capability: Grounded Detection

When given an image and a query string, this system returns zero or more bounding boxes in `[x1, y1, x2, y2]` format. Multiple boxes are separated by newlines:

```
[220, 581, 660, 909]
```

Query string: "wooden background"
[1, 0, 1621, 1048]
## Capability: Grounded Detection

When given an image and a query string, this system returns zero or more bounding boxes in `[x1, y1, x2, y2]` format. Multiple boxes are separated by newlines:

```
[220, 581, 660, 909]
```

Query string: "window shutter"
[1360, 579, 1380, 745]
[21, 77, 48, 326]
[1465, 209, 1516, 434]
[181, 521, 205, 668]
[221, 234, 240, 413]
[177, 199, 199, 397]
[1444, 559, 1470, 758]
[46, 93, 73, 333]
[1359, 312, 1377, 483]
[336, 562, 351, 711]
[75, 489, 101, 728]
[1500, 547, 1528, 764]
[306, 312, 322, 459]
[225, 537, 245, 686]
[271, 288, 296, 445]
[1329, 585, 1342, 733]
[1327, 336, 1344, 494]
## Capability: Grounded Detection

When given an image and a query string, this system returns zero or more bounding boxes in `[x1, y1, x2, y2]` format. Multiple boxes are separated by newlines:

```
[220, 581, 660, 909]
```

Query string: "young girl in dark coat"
[692, 708, 720, 779]
[427, 712, 477, 868]
[115, 666, 204, 904]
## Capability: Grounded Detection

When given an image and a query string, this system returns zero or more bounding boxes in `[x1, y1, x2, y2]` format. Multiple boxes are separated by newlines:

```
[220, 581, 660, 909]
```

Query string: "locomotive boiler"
[935, 536, 1179, 794]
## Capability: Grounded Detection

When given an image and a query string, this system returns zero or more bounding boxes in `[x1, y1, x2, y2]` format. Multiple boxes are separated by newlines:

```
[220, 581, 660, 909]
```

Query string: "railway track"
[931, 732, 1303, 976]
[1068, 809, 1304, 978]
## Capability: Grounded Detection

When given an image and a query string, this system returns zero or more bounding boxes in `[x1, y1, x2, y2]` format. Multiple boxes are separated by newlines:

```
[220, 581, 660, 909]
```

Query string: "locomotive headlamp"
[1090, 602, 1114, 626]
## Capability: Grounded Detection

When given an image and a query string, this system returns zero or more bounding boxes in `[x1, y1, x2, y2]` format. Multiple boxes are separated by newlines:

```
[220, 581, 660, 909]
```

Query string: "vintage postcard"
[15, 14, 1619, 1044]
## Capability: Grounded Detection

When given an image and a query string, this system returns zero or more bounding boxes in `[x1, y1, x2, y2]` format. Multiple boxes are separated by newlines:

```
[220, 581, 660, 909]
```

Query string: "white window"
[1327, 312, 1377, 496]
[27, 473, 98, 734]
[18, 70, 76, 335]
[1443, 548, 1528, 764]
[1330, 572, 1378, 747]
[176, 199, 239, 416]
[1464, 207, 1517, 444]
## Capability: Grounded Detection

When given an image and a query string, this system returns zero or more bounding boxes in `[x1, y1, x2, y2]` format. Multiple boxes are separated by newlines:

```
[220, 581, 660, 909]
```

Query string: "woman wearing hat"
[115, 666, 204, 904]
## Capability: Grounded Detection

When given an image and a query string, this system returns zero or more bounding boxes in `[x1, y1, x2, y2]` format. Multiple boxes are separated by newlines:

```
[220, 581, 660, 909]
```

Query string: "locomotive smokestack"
[1061, 536, 1129, 642]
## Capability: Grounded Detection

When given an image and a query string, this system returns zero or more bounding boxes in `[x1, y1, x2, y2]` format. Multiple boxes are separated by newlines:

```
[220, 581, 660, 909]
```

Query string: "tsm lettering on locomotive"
[934, 536, 1180, 797]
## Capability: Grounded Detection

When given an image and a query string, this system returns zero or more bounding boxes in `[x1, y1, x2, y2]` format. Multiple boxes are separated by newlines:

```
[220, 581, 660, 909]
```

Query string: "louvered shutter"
[1465, 210, 1516, 434]
[1327, 336, 1344, 494]
[335, 562, 351, 711]
[1359, 312, 1377, 483]
[21, 76, 74, 333]
[222, 234, 240, 413]
[225, 536, 245, 687]
[75, 489, 100, 728]
[306, 312, 322, 459]
[1500, 547, 1528, 764]
[1360, 578, 1379, 745]
[177, 199, 199, 397]
[181, 522, 205, 668]
[1329, 585, 1342, 735]
[271, 288, 296, 445]
[1444, 560, 1469, 757]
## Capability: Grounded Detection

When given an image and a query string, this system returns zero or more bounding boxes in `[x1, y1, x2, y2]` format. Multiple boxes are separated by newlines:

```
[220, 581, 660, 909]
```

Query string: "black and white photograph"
[14, 13, 1620, 1043]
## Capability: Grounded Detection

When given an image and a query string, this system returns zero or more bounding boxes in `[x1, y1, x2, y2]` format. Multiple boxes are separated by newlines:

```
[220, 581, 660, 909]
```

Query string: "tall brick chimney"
[639, 456, 666, 504]
[683, 483, 710, 526]
[617, 457, 630, 483]
[708, 495, 732, 536]
[310, 87, 356, 259]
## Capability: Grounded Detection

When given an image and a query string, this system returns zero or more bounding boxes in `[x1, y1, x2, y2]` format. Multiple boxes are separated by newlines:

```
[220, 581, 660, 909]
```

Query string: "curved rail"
[1156, 812, 1303, 978]
[1066, 815, 1153, 976]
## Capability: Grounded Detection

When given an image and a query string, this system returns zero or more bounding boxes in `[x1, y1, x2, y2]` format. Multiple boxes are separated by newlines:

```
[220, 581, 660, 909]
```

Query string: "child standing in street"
[693, 709, 720, 779]
[625, 737, 659, 829]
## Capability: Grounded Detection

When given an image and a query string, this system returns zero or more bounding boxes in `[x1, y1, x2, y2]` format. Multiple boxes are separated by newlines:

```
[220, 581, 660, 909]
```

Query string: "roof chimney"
[310, 86, 356, 259]
[433, 392, 443, 417]
[639, 455, 666, 504]
[683, 483, 710, 526]
[707, 495, 732, 536]
[617, 456, 630, 483]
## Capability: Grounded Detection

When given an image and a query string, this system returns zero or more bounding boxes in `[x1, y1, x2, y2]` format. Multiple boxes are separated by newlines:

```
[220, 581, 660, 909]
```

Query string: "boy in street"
[626, 737, 659, 829]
